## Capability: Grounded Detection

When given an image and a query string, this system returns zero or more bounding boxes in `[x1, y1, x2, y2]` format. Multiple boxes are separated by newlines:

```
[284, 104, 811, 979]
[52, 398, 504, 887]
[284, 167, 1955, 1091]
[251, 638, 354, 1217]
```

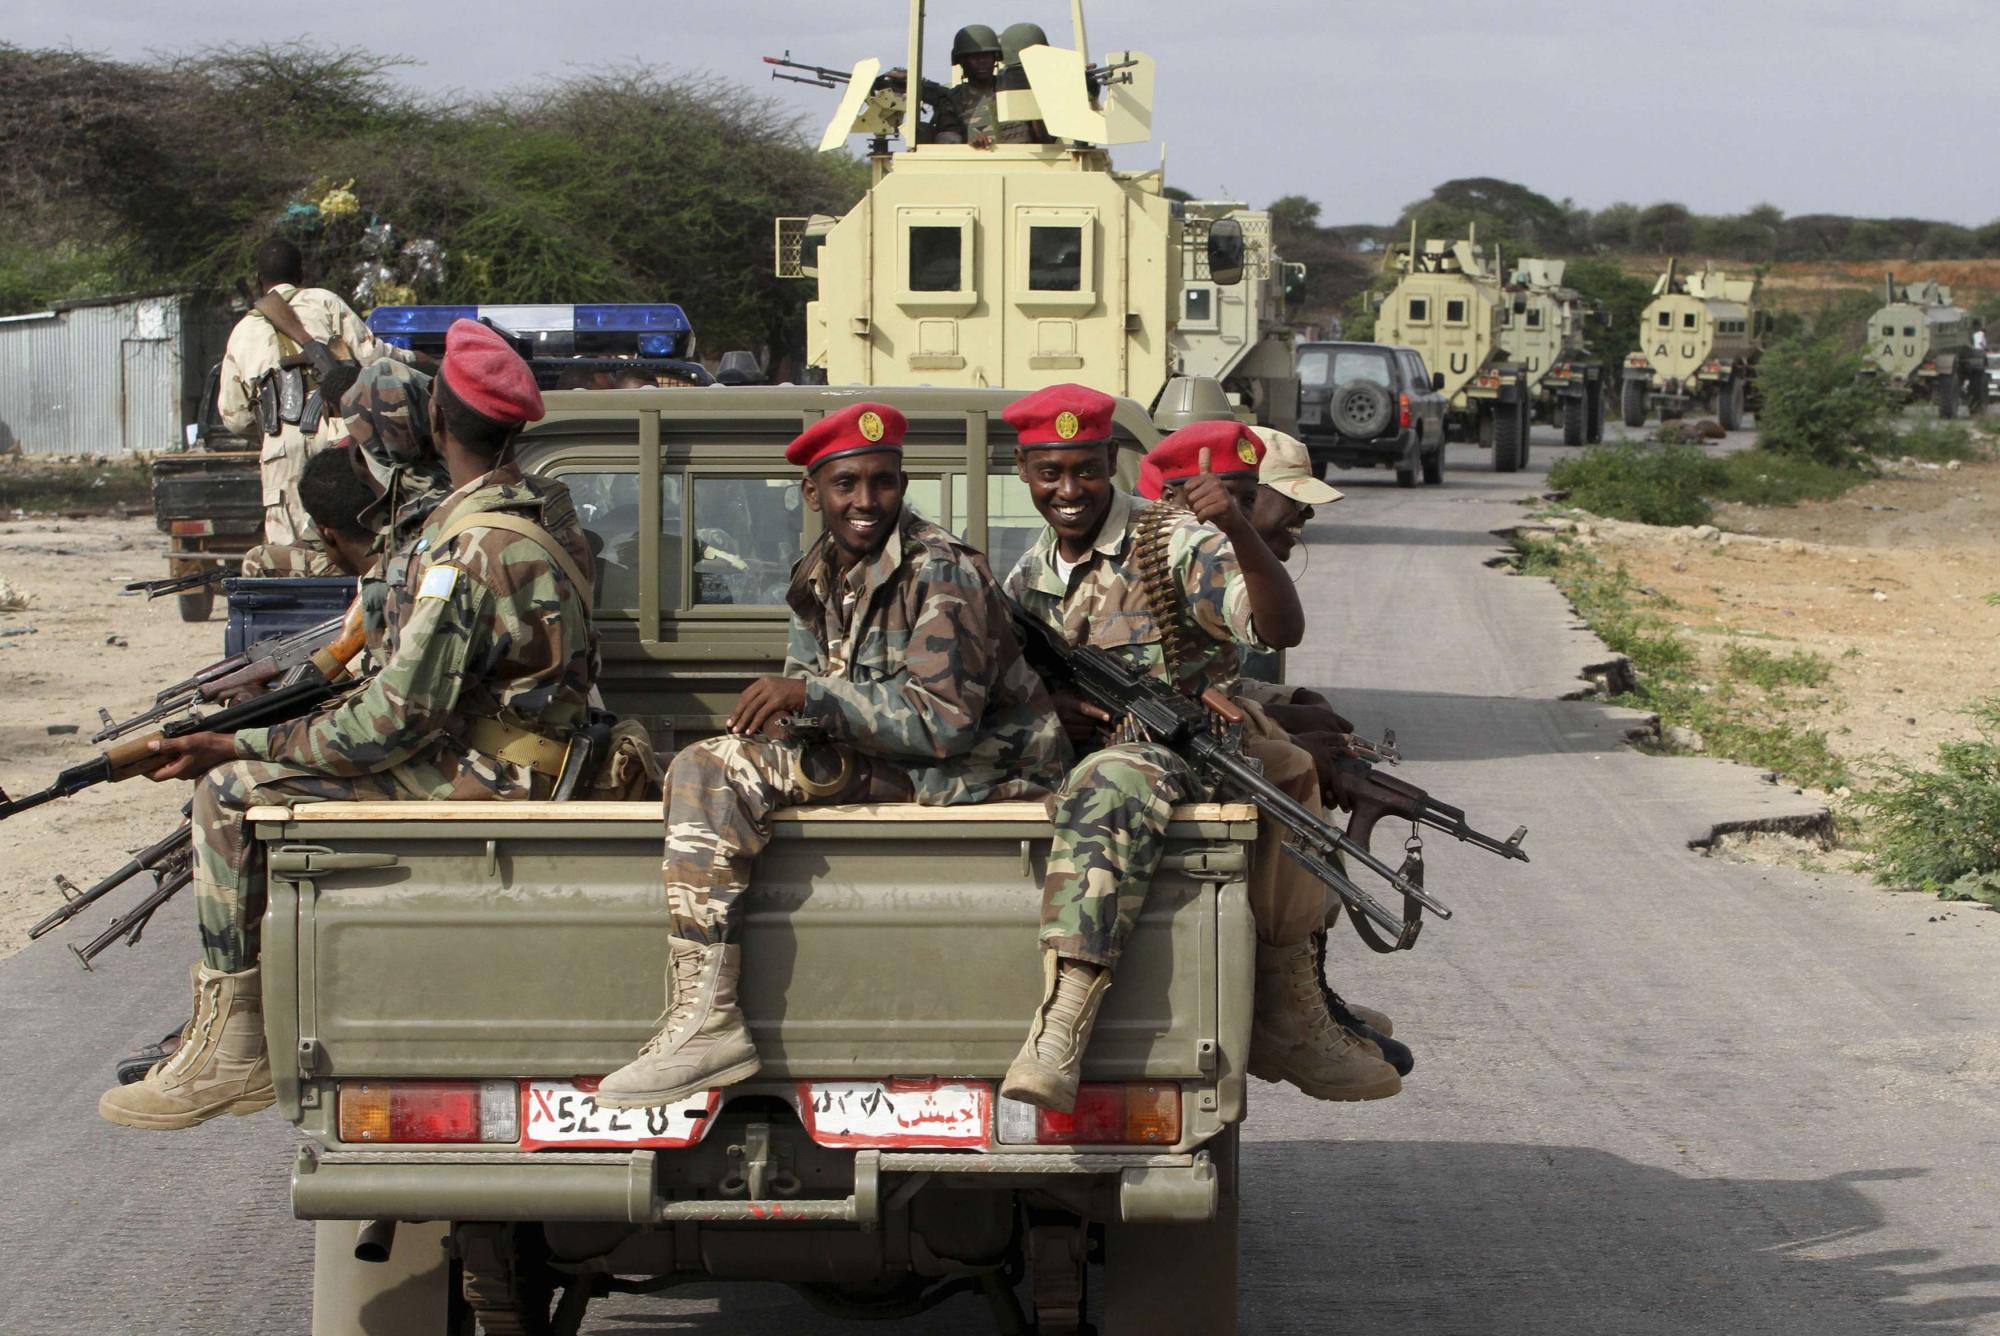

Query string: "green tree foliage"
[1754, 335, 1895, 464]
[1265, 194, 1372, 334]
[1394, 177, 1575, 254]
[1633, 203, 1695, 254]
[1562, 258, 1652, 364]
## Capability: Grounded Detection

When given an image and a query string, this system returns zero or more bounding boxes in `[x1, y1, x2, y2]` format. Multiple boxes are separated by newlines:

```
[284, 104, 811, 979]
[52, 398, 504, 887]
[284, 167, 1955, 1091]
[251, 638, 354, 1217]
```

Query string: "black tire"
[1621, 378, 1647, 428]
[1562, 394, 1587, 446]
[1516, 397, 1532, 469]
[1101, 1125, 1239, 1336]
[1938, 372, 1960, 419]
[177, 587, 216, 623]
[1586, 381, 1606, 443]
[1477, 410, 1496, 450]
[1421, 442, 1444, 484]
[1329, 379, 1393, 439]
[1716, 377, 1743, 431]
[1491, 402, 1524, 473]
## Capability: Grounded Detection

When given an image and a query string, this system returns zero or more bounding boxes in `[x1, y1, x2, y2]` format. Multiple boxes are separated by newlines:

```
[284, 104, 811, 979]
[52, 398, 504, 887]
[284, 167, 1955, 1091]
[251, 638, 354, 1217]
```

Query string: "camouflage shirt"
[235, 463, 599, 794]
[339, 359, 454, 651]
[786, 510, 1070, 805]
[1003, 489, 1268, 694]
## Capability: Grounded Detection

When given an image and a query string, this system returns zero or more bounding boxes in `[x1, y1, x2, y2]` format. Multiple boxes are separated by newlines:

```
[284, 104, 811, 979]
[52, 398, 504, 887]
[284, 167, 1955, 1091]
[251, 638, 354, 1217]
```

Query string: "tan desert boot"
[1247, 940, 1400, 1101]
[596, 938, 760, 1109]
[1000, 953, 1111, 1113]
[100, 963, 274, 1130]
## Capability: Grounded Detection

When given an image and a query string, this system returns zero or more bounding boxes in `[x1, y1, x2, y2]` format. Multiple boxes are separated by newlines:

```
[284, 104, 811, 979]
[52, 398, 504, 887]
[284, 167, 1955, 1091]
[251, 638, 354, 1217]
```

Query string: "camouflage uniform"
[340, 360, 455, 649]
[190, 464, 598, 971]
[239, 542, 342, 578]
[216, 285, 419, 546]
[935, 82, 1000, 143]
[1003, 489, 1272, 965]
[665, 511, 1069, 942]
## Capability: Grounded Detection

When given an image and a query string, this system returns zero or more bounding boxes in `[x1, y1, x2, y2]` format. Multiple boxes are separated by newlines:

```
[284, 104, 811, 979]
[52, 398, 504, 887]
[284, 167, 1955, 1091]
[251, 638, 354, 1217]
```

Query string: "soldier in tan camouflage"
[237, 445, 381, 579]
[997, 386, 1400, 1113]
[217, 238, 423, 548]
[100, 319, 596, 1131]
[596, 402, 1070, 1110]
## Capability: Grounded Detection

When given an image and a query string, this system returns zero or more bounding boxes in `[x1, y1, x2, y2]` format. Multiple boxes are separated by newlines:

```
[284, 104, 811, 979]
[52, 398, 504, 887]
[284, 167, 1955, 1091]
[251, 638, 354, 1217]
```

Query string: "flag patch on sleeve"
[417, 564, 461, 601]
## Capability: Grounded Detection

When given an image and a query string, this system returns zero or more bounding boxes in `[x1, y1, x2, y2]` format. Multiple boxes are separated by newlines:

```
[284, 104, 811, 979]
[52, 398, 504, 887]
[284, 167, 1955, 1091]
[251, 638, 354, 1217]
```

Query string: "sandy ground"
[0, 517, 217, 959]
[1555, 455, 2000, 779]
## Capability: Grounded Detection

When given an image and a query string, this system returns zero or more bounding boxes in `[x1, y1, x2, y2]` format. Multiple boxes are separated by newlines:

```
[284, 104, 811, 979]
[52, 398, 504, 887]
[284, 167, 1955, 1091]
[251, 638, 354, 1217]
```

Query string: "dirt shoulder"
[0, 517, 217, 960]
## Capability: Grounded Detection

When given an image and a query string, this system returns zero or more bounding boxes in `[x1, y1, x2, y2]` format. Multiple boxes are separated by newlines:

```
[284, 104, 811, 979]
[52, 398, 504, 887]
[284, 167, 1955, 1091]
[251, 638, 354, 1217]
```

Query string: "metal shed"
[0, 291, 231, 457]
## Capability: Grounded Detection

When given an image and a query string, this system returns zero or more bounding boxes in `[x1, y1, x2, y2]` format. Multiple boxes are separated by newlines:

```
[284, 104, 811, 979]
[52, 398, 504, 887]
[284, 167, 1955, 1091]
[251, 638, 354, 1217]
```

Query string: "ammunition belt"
[1132, 501, 1205, 682]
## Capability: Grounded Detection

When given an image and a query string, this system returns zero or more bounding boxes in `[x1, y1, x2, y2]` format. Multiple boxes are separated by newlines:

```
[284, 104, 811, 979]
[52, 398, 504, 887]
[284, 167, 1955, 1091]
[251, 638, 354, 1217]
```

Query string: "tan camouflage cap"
[1258, 430, 1342, 504]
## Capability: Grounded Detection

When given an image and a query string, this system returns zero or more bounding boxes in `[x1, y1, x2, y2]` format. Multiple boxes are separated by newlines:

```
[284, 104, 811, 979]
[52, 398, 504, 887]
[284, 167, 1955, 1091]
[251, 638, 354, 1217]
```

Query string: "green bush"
[1754, 335, 1896, 464]
[1859, 700, 2000, 903]
[1892, 420, 1979, 462]
[1705, 449, 1868, 506]
[1546, 444, 1718, 526]
[1722, 643, 1833, 690]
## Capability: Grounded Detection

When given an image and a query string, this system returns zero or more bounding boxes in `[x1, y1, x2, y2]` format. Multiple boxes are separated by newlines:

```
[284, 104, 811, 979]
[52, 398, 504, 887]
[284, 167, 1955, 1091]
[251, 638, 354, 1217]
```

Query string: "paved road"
[3, 427, 1996, 1334]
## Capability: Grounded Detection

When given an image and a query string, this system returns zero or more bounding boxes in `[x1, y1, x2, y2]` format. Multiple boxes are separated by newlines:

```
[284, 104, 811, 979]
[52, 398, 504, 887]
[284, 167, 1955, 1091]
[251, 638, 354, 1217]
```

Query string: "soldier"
[996, 22, 1056, 145]
[216, 237, 422, 548]
[932, 25, 1004, 147]
[997, 386, 1399, 1112]
[596, 403, 1069, 1109]
[99, 320, 597, 1130]
[238, 441, 384, 578]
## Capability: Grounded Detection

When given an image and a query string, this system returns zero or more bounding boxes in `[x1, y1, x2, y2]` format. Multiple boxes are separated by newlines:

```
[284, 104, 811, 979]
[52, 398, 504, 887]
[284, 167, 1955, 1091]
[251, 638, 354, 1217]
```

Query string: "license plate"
[799, 1080, 990, 1148]
[520, 1081, 718, 1151]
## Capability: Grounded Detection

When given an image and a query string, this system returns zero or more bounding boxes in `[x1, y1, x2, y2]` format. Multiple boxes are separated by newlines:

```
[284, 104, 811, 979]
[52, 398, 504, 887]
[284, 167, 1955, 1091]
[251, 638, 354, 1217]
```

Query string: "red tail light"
[1398, 393, 1412, 429]
[337, 1080, 519, 1143]
[995, 1084, 1181, 1145]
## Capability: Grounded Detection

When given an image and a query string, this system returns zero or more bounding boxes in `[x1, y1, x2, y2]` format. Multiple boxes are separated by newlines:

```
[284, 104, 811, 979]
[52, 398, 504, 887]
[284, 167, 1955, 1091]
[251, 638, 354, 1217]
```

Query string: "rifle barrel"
[27, 823, 192, 939]
[73, 860, 193, 970]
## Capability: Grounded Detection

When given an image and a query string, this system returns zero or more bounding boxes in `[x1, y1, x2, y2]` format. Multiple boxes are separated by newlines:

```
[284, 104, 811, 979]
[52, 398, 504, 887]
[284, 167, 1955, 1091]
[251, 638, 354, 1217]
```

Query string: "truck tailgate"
[255, 801, 1258, 1098]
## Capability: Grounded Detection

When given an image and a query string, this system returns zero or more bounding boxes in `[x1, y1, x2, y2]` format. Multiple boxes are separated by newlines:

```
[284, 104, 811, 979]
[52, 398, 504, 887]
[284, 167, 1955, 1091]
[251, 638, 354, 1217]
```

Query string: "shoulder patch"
[417, 564, 462, 602]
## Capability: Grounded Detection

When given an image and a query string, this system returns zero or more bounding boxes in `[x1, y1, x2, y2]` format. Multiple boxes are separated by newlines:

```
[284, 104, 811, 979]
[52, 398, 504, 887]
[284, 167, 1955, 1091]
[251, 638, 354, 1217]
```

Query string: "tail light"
[170, 519, 215, 537]
[1625, 354, 1649, 368]
[1398, 393, 1412, 429]
[995, 1084, 1181, 1146]
[338, 1080, 520, 1143]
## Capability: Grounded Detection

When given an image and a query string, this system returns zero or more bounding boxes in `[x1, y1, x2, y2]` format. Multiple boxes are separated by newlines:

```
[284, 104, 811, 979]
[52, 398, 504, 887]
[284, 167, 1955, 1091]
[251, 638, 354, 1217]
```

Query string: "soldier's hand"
[729, 676, 809, 738]
[1051, 690, 1113, 745]
[145, 731, 237, 782]
[1264, 700, 1355, 738]
[1178, 449, 1249, 539]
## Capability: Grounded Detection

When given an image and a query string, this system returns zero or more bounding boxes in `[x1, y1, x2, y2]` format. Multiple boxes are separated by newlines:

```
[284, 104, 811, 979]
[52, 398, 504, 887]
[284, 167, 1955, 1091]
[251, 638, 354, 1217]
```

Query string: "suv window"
[1329, 349, 1393, 388]
[1400, 351, 1429, 387]
[1297, 349, 1332, 386]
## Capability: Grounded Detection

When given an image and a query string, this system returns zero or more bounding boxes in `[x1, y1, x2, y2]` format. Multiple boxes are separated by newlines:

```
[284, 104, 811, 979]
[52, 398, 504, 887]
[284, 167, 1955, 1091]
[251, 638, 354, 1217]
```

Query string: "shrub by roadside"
[1755, 335, 1896, 464]
[1858, 700, 2000, 906]
[1546, 444, 1865, 525]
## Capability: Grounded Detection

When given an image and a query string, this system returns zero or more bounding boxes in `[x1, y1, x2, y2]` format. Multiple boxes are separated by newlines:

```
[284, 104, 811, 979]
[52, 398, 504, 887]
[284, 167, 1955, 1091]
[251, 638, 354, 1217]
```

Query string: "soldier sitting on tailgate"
[997, 385, 1402, 1114]
[100, 321, 598, 1132]
[1141, 423, 1411, 1081]
[595, 403, 1071, 1110]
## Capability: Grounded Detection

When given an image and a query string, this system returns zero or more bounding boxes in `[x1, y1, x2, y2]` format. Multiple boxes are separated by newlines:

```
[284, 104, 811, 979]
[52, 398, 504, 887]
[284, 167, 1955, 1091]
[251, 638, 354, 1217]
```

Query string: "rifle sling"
[431, 510, 593, 604]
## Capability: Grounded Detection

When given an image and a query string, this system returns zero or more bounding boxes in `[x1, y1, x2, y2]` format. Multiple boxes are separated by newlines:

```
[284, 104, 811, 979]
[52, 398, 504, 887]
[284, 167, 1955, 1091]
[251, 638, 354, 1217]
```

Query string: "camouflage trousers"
[240, 540, 340, 578]
[664, 736, 912, 944]
[1038, 714, 1329, 968]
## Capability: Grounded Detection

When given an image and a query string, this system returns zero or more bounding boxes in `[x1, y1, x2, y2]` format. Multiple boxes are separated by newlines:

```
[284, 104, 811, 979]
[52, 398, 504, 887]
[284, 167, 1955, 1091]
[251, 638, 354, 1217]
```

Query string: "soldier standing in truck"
[217, 238, 424, 549]
[100, 321, 597, 1131]
[998, 387, 1402, 1113]
[596, 403, 1070, 1108]
[930, 25, 1004, 146]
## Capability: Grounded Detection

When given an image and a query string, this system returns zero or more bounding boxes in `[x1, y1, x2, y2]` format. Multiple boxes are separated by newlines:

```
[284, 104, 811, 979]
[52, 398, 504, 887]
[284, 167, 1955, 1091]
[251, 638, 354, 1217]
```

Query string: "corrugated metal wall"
[0, 295, 217, 457]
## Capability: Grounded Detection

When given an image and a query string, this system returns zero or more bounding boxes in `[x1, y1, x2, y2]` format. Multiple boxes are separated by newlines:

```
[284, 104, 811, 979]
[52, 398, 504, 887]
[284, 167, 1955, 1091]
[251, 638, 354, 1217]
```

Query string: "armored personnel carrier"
[1500, 258, 1604, 446]
[1169, 201, 1306, 434]
[1620, 261, 1760, 430]
[771, 7, 1270, 426]
[1860, 273, 1987, 417]
[1372, 227, 1534, 472]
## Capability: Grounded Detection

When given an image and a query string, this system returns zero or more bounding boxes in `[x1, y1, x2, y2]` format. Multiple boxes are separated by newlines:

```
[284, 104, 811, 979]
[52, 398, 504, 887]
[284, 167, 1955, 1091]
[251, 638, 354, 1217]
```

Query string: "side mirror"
[1432, 371, 1445, 391]
[1206, 218, 1246, 286]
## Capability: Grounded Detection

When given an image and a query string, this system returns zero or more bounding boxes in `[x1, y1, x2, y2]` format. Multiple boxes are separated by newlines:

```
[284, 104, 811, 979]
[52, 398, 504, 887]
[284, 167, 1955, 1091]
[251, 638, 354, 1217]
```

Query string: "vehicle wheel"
[312, 1220, 468, 1336]
[1562, 394, 1587, 446]
[1516, 398, 1533, 469]
[1101, 1125, 1239, 1336]
[1716, 377, 1743, 431]
[1621, 379, 1648, 428]
[1938, 372, 1960, 419]
[1586, 381, 1606, 442]
[177, 587, 216, 623]
[1477, 409, 1496, 450]
[1328, 380, 1393, 439]
[1491, 402, 1524, 473]
[1421, 443, 1445, 484]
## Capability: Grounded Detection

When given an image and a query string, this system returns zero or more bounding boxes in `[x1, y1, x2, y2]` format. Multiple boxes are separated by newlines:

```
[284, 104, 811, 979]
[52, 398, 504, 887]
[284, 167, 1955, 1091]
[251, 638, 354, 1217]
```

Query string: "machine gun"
[0, 670, 363, 823]
[762, 52, 952, 101]
[1010, 603, 1526, 953]
[124, 567, 228, 601]
[29, 811, 191, 942]
[92, 601, 363, 742]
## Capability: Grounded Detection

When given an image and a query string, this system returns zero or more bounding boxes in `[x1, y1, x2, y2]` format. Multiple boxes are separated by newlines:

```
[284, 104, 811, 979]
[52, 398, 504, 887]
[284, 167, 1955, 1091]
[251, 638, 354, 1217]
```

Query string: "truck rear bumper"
[293, 1144, 1218, 1225]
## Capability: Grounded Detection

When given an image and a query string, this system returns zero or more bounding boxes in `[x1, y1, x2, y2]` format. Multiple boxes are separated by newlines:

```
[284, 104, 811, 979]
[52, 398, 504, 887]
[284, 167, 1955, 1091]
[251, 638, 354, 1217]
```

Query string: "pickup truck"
[262, 383, 1258, 1335]
[150, 362, 261, 622]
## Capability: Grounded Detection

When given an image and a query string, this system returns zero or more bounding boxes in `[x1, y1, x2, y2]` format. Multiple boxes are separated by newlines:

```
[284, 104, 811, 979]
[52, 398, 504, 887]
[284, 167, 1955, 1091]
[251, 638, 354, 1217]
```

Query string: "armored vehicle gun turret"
[1620, 261, 1760, 430]
[1500, 258, 1604, 446]
[1372, 226, 1534, 472]
[771, 4, 1271, 427]
[1860, 273, 1987, 417]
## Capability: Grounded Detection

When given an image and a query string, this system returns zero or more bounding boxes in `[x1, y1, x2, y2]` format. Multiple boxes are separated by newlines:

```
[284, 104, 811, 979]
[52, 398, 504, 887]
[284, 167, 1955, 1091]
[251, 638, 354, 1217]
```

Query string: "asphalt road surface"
[3, 427, 1996, 1334]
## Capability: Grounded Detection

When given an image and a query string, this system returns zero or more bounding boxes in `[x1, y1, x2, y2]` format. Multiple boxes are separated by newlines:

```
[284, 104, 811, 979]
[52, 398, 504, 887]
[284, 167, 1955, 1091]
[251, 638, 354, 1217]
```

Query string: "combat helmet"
[952, 24, 1003, 64]
[999, 22, 1049, 63]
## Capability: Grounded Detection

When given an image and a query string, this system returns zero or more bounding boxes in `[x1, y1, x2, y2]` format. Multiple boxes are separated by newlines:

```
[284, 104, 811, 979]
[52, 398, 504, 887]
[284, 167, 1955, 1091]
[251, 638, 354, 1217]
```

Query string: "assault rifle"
[93, 600, 363, 742]
[1010, 603, 1526, 952]
[29, 810, 190, 941]
[0, 671, 363, 823]
[124, 567, 227, 600]
[72, 840, 196, 970]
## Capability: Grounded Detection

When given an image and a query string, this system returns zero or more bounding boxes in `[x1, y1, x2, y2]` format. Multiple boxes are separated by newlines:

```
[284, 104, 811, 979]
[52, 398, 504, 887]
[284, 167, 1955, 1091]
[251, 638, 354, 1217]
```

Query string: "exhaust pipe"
[354, 1218, 397, 1264]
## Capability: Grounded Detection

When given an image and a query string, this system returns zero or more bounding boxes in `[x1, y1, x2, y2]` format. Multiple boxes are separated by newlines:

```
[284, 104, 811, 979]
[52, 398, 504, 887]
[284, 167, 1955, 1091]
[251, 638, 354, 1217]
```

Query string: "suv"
[1295, 341, 1449, 487]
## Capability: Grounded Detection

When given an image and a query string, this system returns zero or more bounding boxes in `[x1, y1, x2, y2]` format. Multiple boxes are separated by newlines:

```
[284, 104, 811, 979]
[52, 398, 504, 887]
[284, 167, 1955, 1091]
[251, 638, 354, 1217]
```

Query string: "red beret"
[1002, 383, 1116, 447]
[787, 402, 905, 470]
[1136, 456, 1165, 501]
[439, 320, 544, 426]
[1147, 420, 1265, 483]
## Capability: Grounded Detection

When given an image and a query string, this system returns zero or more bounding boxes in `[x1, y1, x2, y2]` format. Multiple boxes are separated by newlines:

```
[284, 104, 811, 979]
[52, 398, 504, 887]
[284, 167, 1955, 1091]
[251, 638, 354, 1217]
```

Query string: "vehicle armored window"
[1028, 225, 1085, 292]
[1445, 298, 1468, 325]
[909, 226, 965, 292]
[1525, 308, 1543, 329]
[1682, 313, 1698, 330]
[1882, 324, 1895, 336]
[1904, 326, 1917, 337]
[1408, 297, 1429, 323]
[1657, 311, 1672, 328]
[1185, 288, 1213, 322]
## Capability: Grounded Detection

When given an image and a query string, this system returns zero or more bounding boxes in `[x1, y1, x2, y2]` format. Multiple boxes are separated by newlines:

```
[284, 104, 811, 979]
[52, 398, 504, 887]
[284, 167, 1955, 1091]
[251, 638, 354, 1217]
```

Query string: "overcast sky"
[13, 0, 1996, 226]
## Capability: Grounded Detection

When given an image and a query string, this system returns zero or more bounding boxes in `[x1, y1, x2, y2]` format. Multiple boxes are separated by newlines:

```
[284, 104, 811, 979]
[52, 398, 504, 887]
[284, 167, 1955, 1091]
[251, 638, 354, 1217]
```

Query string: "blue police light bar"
[366, 304, 694, 358]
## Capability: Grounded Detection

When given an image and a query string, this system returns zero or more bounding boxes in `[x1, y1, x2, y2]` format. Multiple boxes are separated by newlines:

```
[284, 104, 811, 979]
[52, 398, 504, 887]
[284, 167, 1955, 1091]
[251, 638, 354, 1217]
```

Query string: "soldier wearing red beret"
[994, 385, 1401, 1112]
[105, 319, 603, 1131]
[598, 402, 1070, 1109]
